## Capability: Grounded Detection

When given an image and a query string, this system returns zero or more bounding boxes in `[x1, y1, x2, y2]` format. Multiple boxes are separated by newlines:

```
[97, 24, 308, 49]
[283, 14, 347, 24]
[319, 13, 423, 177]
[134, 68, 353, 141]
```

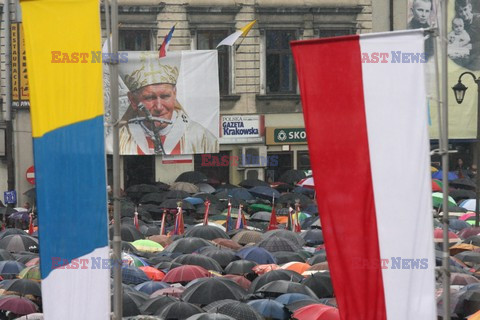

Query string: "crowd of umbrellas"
[0, 168, 477, 318]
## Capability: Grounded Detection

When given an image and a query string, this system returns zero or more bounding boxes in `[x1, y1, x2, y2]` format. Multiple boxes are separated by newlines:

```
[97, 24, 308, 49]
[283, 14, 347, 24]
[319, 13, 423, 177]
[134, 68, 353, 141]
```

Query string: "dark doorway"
[266, 151, 293, 183]
[194, 151, 230, 185]
[123, 156, 155, 189]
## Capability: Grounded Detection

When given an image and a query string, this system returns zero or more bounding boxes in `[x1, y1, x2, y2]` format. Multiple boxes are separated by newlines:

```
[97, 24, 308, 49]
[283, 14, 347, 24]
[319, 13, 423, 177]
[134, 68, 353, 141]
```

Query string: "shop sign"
[219, 115, 264, 144]
[11, 23, 30, 108]
[266, 127, 307, 145]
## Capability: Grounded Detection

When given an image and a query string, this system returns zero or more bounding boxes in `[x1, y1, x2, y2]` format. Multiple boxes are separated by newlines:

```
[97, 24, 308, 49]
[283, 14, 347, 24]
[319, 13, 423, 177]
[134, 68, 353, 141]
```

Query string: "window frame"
[118, 29, 155, 51]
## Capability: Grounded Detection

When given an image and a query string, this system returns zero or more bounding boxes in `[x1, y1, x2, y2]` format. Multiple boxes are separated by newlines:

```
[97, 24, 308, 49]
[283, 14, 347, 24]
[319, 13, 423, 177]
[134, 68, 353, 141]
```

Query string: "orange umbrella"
[281, 262, 311, 275]
[469, 310, 480, 320]
[139, 266, 165, 281]
[277, 216, 288, 224]
[252, 264, 280, 275]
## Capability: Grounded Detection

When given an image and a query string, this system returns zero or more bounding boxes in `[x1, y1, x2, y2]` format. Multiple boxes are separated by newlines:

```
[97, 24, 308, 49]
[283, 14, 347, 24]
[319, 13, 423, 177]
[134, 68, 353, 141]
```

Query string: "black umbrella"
[257, 236, 301, 253]
[301, 229, 324, 246]
[140, 193, 167, 205]
[173, 254, 223, 273]
[262, 229, 305, 247]
[193, 193, 220, 204]
[195, 205, 222, 217]
[156, 181, 171, 191]
[453, 286, 480, 318]
[160, 199, 194, 210]
[204, 299, 263, 320]
[239, 179, 269, 188]
[273, 251, 306, 264]
[308, 252, 327, 265]
[454, 251, 480, 265]
[0, 249, 14, 261]
[250, 211, 271, 222]
[249, 186, 280, 200]
[249, 270, 304, 293]
[181, 277, 246, 305]
[14, 252, 38, 264]
[154, 261, 182, 272]
[126, 184, 159, 203]
[176, 171, 208, 184]
[227, 188, 255, 201]
[279, 170, 306, 184]
[450, 189, 476, 202]
[109, 224, 144, 242]
[165, 237, 213, 254]
[140, 295, 178, 315]
[224, 260, 257, 275]
[277, 193, 312, 207]
[256, 280, 318, 298]
[186, 313, 236, 320]
[0, 235, 39, 253]
[111, 289, 146, 317]
[185, 225, 229, 241]
[275, 183, 296, 193]
[285, 299, 319, 312]
[293, 186, 315, 198]
[197, 247, 237, 268]
[302, 272, 334, 298]
[451, 178, 476, 190]
[155, 301, 204, 319]
[4, 279, 41, 296]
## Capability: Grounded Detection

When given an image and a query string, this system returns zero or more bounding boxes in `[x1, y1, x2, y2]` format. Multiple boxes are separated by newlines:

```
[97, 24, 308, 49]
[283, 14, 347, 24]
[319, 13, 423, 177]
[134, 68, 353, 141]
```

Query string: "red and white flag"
[291, 30, 435, 320]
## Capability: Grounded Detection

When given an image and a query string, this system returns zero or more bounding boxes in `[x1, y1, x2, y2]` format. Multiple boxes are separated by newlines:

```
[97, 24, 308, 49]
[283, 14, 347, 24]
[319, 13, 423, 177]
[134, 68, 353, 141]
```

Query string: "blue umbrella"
[0, 261, 25, 275]
[134, 281, 170, 294]
[247, 299, 289, 319]
[275, 293, 318, 305]
[432, 170, 459, 181]
[184, 197, 205, 205]
[249, 186, 281, 200]
[235, 246, 277, 265]
[120, 265, 150, 285]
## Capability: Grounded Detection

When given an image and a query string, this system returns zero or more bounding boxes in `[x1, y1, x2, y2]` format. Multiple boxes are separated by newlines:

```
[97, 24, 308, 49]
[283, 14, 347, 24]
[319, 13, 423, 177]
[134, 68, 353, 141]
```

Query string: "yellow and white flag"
[217, 20, 257, 48]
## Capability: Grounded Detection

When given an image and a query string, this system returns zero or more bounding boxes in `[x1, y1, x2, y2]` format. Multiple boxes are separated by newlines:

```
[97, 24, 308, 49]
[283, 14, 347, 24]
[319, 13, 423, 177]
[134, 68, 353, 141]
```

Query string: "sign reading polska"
[266, 127, 307, 145]
[219, 115, 264, 144]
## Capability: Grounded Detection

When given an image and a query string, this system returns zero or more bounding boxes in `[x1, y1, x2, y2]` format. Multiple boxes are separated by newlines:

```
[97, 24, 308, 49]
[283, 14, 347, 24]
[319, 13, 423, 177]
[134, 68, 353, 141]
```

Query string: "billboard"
[11, 23, 30, 108]
[104, 50, 220, 155]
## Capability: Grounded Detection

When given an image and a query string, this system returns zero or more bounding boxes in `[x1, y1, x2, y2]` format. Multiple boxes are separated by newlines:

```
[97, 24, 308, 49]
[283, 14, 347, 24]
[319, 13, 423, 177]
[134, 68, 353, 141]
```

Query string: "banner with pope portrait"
[104, 50, 220, 155]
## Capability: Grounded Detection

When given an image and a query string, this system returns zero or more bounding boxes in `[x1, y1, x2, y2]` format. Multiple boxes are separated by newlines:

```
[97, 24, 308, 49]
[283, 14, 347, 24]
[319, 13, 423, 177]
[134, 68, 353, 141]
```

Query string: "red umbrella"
[252, 264, 280, 275]
[163, 265, 210, 283]
[0, 296, 38, 315]
[150, 287, 185, 298]
[297, 177, 314, 189]
[212, 238, 243, 250]
[25, 257, 40, 267]
[459, 227, 480, 239]
[139, 266, 165, 281]
[432, 179, 442, 192]
[292, 303, 340, 320]
[222, 274, 252, 290]
[433, 228, 460, 243]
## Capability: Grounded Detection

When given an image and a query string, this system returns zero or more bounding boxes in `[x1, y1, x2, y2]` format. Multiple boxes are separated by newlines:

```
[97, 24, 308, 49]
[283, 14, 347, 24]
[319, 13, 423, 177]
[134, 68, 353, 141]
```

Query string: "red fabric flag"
[267, 198, 278, 231]
[160, 210, 166, 236]
[174, 206, 184, 235]
[203, 200, 211, 226]
[134, 210, 139, 231]
[159, 25, 175, 58]
[28, 213, 34, 235]
[290, 31, 435, 319]
[235, 205, 244, 230]
[226, 200, 232, 232]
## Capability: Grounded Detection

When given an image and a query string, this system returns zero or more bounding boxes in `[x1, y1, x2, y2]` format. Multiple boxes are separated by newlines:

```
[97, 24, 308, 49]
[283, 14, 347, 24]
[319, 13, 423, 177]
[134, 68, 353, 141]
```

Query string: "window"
[319, 29, 355, 38]
[266, 30, 296, 94]
[297, 150, 311, 171]
[119, 30, 152, 51]
[197, 30, 230, 95]
[266, 151, 293, 183]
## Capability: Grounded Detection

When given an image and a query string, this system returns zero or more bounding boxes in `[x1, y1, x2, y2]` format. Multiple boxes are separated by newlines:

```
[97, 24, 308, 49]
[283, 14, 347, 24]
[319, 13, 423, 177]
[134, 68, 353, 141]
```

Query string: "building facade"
[0, 0, 380, 204]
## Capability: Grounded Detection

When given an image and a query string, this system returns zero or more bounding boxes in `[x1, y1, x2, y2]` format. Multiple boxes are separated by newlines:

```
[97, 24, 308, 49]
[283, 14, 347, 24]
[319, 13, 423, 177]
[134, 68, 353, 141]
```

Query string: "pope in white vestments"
[117, 52, 218, 155]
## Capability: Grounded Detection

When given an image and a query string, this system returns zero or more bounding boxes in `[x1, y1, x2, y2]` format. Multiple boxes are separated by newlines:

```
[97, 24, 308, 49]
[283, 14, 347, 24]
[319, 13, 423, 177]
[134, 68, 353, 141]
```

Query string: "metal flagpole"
[440, 0, 450, 319]
[105, 0, 123, 318]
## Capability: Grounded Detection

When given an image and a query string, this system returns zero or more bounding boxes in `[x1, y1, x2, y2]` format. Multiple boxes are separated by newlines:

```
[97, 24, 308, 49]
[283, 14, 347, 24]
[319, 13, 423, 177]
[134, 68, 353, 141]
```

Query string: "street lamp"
[452, 71, 480, 227]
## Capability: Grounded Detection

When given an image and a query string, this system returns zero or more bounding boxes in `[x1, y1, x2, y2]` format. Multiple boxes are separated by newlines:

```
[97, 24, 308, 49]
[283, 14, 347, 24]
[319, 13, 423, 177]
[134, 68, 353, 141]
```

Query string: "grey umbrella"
[196, 183, 217, 194]
[249, 270, 304, 293]
[197, 247, 237, 268]
[262, 229, 305, 247]
[140, 295, 178, 315]
[155, 301, 203, 319]
[224, 260, 257, 275]
[257, 236, 301, 253]
[186, 313, 236, 320]
[302, 272, 334, 298]
[176, 171, 208, 184]
[273, 251, 306, 264]
[250, 211, 272, 222]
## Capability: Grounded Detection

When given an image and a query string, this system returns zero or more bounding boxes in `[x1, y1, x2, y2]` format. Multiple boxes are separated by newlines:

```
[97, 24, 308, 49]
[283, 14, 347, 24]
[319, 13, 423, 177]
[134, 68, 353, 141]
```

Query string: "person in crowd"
[455, 0, 480, 69]
[408, 0, 434, 60]
[118, 52, 218, 155]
